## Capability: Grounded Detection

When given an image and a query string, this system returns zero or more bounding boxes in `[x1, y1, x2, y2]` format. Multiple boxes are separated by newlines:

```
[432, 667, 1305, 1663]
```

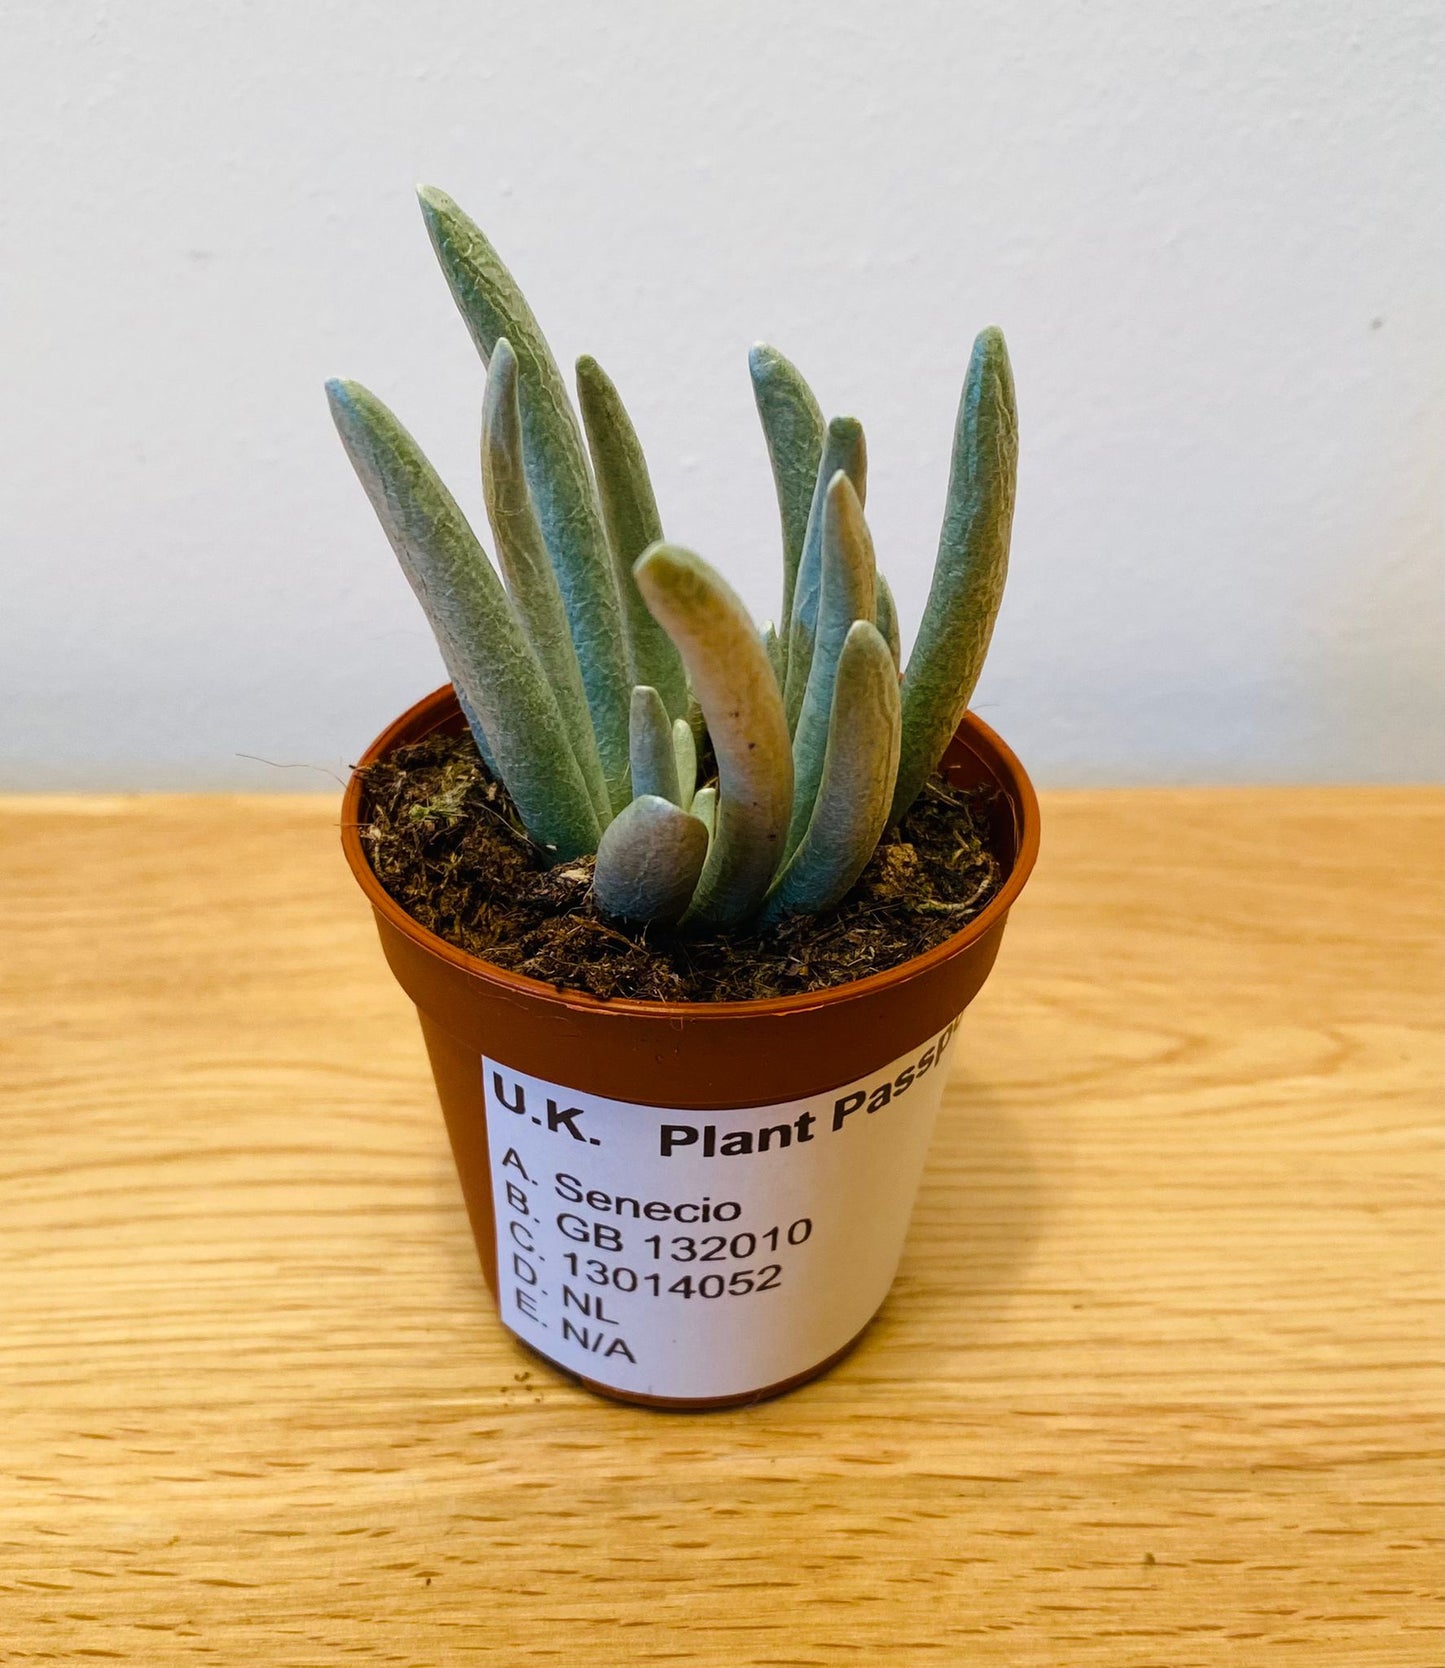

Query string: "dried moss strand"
[890, 327, 1017, 823]
[575, 355, 689, 723]
[417, 186, 632, 812]
[326, 379, 600, 860]
[633, 545, 793, 928]
[482, 339, 612, 829]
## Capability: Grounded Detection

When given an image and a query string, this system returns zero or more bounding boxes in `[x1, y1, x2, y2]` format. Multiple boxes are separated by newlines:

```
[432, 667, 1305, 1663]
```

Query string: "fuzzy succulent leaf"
[748, 344, 824, 660]
[782, 415, 867, 733]
[779, 617, 811, 735]
[875, 571, 901, 667]
[593, 794, 708, 926]
[890, 327, 1018, 823]
[784, 473, 878, 861]
[629, 685, 682, 805]
[453, 688, 498, 775]
[690, 785, 718, 841]
[482, 338, 612, 829]
[326, 378, 601, 860]
[417, 187, 633, 811]
[763, 622, 901, 922]
[633, 545, 793, 928]
[671, 718, 697, 811]
[575, 355, 690, 723]
[762, 622, 785, 689]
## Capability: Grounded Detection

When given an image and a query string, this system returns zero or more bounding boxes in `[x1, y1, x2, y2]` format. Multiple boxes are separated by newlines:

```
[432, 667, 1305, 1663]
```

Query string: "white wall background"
[2, 0, 1440, 790]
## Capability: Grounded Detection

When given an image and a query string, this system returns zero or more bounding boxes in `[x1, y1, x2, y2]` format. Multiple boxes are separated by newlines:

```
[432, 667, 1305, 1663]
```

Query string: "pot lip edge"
[341, 684, 1041, 1022]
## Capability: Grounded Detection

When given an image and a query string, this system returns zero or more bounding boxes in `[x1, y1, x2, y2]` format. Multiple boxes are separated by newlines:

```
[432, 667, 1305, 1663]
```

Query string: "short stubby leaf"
[594, 794, 709, 926]
[629, 685, 682, 805]
[671, 718, 698, 811]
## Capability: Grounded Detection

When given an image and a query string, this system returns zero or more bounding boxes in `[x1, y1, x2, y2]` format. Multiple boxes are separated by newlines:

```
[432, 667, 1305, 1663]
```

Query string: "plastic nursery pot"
[342, 685, 1040, 1410]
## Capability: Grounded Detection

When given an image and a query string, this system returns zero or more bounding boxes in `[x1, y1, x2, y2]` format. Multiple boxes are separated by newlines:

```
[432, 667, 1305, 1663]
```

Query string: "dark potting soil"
[357, 728, 1004, 1003]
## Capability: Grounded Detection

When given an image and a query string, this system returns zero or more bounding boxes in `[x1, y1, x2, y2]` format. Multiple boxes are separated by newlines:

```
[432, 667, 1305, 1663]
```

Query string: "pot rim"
[341, 684, 1040, 1023]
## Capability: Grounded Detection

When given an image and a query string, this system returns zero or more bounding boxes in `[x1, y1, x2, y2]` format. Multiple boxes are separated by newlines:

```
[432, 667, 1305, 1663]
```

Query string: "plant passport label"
[482, 1016, 963, 1400]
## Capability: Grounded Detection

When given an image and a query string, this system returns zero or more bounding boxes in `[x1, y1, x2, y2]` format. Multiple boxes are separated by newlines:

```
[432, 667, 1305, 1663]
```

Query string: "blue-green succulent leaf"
[576, 355, 690, 722]
[748, 344, 824, 664]
[784, 473, 878, 861]
[782, 415, 866, 733]
[671, 717, 697, 811]
[890, 327, 1017, 823]
[326, 378, 600, 860]
[875, 571, 901, 667]
[629, 685, 682, 805]
[690, 785, 718, 842]
[482, 338, 611, 828]
[593, 794, 708, 926]
[762, 621, 785, 688]
[781, 617, 813, 737]
[417, 186, 632, 811]
[763, 621, 901, 922]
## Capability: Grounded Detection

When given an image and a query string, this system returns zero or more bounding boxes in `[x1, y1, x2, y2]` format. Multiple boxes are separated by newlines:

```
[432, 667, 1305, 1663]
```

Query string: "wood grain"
[0, 788, 1439, 1665]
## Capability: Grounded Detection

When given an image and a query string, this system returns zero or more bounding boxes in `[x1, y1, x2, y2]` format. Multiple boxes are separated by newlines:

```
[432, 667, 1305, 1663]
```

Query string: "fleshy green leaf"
[417, 187, 632, 810]
[763, 622, 901, 922]
[782, 415, 867, 733]
[629, 685, 682, 805]
[672, 718, 697, 811]
[762, 621, 785, 688]
[890, 327, 1017, 823]
[326, 378, 600, 860]
[875, 571, 901, 667]
[593, 794, 708, 925]
[576, 355, 690, 722]
[690, 785, 718, 842]
[482, 338, 611, 828]
[633, 545, 793, 927]
[749, 344, 824, 670]
[780, 617, 811, 735]
[784, 473, 878, 861]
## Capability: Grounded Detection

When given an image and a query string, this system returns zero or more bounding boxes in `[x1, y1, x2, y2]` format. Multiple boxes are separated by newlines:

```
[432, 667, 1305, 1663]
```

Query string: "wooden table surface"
[1, 788, 1439, 1665]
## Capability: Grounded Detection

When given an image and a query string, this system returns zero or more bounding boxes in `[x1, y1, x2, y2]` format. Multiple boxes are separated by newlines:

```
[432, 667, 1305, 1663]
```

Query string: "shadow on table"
[872, 1072, 1047, 1362]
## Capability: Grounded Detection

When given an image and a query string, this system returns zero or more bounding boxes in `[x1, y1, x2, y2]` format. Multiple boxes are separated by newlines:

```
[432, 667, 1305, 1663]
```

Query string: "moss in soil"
[357, 728, 1004, 1003]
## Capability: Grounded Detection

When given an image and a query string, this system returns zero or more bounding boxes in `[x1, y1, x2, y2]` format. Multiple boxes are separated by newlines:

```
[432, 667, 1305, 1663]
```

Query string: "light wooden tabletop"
[1, 788, 1439, 1665]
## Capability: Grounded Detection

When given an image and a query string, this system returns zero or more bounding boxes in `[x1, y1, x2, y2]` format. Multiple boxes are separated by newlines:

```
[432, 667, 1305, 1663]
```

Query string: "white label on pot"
[481, 1015, 962, 1401]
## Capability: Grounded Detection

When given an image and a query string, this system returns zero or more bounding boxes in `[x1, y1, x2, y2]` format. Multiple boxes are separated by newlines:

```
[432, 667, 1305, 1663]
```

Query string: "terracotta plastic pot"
[342, 685, 1039, 1409]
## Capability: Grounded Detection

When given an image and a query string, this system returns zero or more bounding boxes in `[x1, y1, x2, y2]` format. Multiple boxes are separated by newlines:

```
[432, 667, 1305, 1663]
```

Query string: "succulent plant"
[329, 187, 1017, 933]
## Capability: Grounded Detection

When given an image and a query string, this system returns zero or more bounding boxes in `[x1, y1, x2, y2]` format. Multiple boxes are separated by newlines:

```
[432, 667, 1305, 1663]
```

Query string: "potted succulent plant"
[332, 187, 1039, 1409]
